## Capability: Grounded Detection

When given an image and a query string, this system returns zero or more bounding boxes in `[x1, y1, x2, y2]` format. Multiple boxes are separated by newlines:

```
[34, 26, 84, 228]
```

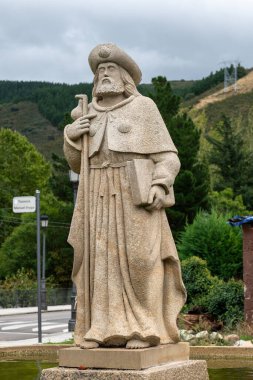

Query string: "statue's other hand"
[145, 185, 166, 211]
[67, 114, 96, 141]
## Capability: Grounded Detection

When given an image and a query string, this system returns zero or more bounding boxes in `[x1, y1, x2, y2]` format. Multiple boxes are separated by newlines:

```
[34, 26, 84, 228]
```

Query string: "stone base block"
[59, 343, 189, 370]
[41, 360, 209, 380]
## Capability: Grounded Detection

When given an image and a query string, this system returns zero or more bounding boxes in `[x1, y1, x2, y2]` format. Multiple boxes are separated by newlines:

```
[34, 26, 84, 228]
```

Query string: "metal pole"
[41, 231, 47, 311]
[68, 180, 78, 332]
[234, 64, 238, 92]
[68, 283, 77, 332]
[36, 190, 42, 343]
[73, 182, 78, 205]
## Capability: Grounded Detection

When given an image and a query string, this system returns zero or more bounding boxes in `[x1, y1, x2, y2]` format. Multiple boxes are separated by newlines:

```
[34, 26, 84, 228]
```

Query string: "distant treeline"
[0, 65, 248, 127]
[0, 80, 152, 128]
[0, 80, 93, 127]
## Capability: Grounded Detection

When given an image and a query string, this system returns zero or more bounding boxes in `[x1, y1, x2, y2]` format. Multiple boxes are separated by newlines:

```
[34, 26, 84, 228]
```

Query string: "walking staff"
[72, 94, 91, 332]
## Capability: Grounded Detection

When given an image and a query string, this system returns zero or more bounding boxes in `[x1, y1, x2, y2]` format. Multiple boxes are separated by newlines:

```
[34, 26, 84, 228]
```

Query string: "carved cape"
[65, 95, 177, 158]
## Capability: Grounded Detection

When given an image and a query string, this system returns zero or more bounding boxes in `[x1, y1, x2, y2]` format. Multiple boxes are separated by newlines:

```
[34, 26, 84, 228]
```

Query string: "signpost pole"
[12, 193, 40, 341]
[36, 189, 42, 343]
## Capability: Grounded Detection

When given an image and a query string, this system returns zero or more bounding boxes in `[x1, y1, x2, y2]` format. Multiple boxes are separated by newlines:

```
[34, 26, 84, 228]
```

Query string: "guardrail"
[0, 288, 72, 308]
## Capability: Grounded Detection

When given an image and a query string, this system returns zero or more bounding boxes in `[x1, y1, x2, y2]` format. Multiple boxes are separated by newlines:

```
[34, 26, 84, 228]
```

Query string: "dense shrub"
[1, 268, 37, 290]
[0, 268, 71, 308]
[178, 209, 242, 280]
[181, 257, 244, 327]
[209, 188, 248, 216]
[181, 256, 217, 307]
[202, 279, 244, 327]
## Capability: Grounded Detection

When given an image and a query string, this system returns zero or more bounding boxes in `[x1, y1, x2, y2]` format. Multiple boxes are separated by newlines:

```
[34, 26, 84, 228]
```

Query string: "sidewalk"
[0, 304, 71, 316]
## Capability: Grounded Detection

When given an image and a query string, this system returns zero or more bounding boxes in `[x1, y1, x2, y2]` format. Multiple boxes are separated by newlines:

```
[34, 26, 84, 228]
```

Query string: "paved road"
[0, 310, 70, 342]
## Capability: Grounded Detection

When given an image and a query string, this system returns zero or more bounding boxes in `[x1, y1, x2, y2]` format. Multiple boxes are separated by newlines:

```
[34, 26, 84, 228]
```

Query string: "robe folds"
[64, 95, 187, 346]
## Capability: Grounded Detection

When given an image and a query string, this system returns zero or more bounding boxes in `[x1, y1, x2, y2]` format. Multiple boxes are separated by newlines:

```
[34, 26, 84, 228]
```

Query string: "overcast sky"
[1, 0, 252, 84]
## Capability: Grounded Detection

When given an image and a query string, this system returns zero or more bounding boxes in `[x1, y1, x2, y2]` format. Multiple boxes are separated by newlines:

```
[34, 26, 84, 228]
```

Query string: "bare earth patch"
[194, 71, 253, 110]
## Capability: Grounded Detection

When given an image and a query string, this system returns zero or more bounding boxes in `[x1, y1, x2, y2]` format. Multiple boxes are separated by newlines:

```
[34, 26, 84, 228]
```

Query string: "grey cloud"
[1, 0, 253, 83]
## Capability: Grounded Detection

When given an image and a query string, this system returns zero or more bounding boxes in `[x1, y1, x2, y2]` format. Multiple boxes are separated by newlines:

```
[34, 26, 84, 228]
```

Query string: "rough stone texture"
[224, 334, 239, 343]
[41, 360, 209, 380]
[195, 331, 209, 340]
[180, 330, 195, 342]
[235, 340, 253, 347]
[64, 43, 187, 348]
[59, 343, 189, 370]
[88, 43, 142, 85]
[243, 224, 253, 325]
[209, 332, 223, 341]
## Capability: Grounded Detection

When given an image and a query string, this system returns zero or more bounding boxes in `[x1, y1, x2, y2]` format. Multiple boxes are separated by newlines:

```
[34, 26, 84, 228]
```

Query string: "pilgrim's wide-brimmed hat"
[88, 43, 142, 85]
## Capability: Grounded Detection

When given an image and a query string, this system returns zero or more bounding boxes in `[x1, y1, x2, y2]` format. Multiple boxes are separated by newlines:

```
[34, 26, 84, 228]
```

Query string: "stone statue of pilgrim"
[64, 43, 187, 349]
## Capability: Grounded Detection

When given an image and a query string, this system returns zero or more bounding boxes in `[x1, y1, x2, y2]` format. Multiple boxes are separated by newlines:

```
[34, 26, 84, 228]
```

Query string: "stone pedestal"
[59, 343, 189, 370]
[41, 360, 209, 380]
[41, 344, 209, 379]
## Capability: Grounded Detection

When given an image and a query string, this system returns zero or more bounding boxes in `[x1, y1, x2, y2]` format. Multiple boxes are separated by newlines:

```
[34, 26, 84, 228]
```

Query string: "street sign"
[13, 196, 36, 213]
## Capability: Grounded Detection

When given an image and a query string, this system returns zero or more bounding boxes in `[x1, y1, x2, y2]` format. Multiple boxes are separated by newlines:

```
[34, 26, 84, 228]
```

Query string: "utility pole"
[220, 60, 239, 93]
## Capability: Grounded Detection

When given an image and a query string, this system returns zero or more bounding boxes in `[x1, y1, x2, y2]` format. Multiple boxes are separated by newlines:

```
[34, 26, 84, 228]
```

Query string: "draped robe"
[64, 95, 187, 346]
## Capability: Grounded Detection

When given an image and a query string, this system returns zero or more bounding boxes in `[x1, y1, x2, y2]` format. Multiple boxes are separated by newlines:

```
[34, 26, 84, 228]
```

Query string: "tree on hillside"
[206, 115, 253, 209]
[0, 128, 51, 203]
[0, 193, 73, 286]
[178, 209, 242, 281]
[49, 153, 73, 202]
[168, 114, 210, 232]
[58, 112, 72, 131]
[209, 188, 248, 216]
[149, 76, 181, 121]
[0, 129, 75, 285]
[0, 128, 51, 247]
[150, 77, 210, 234]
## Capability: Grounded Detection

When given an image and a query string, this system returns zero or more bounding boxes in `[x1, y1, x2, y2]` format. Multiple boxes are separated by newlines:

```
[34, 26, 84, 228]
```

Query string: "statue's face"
[95, 62, 124, 96]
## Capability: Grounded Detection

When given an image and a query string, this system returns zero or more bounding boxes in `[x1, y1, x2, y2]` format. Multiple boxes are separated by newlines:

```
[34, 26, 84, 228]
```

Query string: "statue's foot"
[80, 340, 99, 349]
[126, 339, 151, 349]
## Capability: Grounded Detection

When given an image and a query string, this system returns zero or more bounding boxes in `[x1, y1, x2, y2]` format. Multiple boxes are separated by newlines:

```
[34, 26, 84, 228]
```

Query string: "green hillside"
[198, 90, 253, 127]
[0, 101, 63, 159]
[188, 89, 253, 163]
[0, 66, 250, 161]
[0, 79, 195, 159]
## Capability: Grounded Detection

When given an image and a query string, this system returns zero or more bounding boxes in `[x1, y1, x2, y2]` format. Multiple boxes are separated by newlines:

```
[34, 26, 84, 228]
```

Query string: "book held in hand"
[127, 159, 175, 207]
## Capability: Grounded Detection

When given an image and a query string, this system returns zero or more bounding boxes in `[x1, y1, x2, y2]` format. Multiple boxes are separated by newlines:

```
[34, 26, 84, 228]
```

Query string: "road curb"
[0, 305, 71, 316]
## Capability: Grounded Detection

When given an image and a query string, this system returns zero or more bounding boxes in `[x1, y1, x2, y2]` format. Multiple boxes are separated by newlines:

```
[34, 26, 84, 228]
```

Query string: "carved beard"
[95, 78, 124, 97]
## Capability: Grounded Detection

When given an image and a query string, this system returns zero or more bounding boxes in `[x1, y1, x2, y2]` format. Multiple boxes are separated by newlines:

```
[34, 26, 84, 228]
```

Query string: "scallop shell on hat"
[98, 46, 111, 58]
